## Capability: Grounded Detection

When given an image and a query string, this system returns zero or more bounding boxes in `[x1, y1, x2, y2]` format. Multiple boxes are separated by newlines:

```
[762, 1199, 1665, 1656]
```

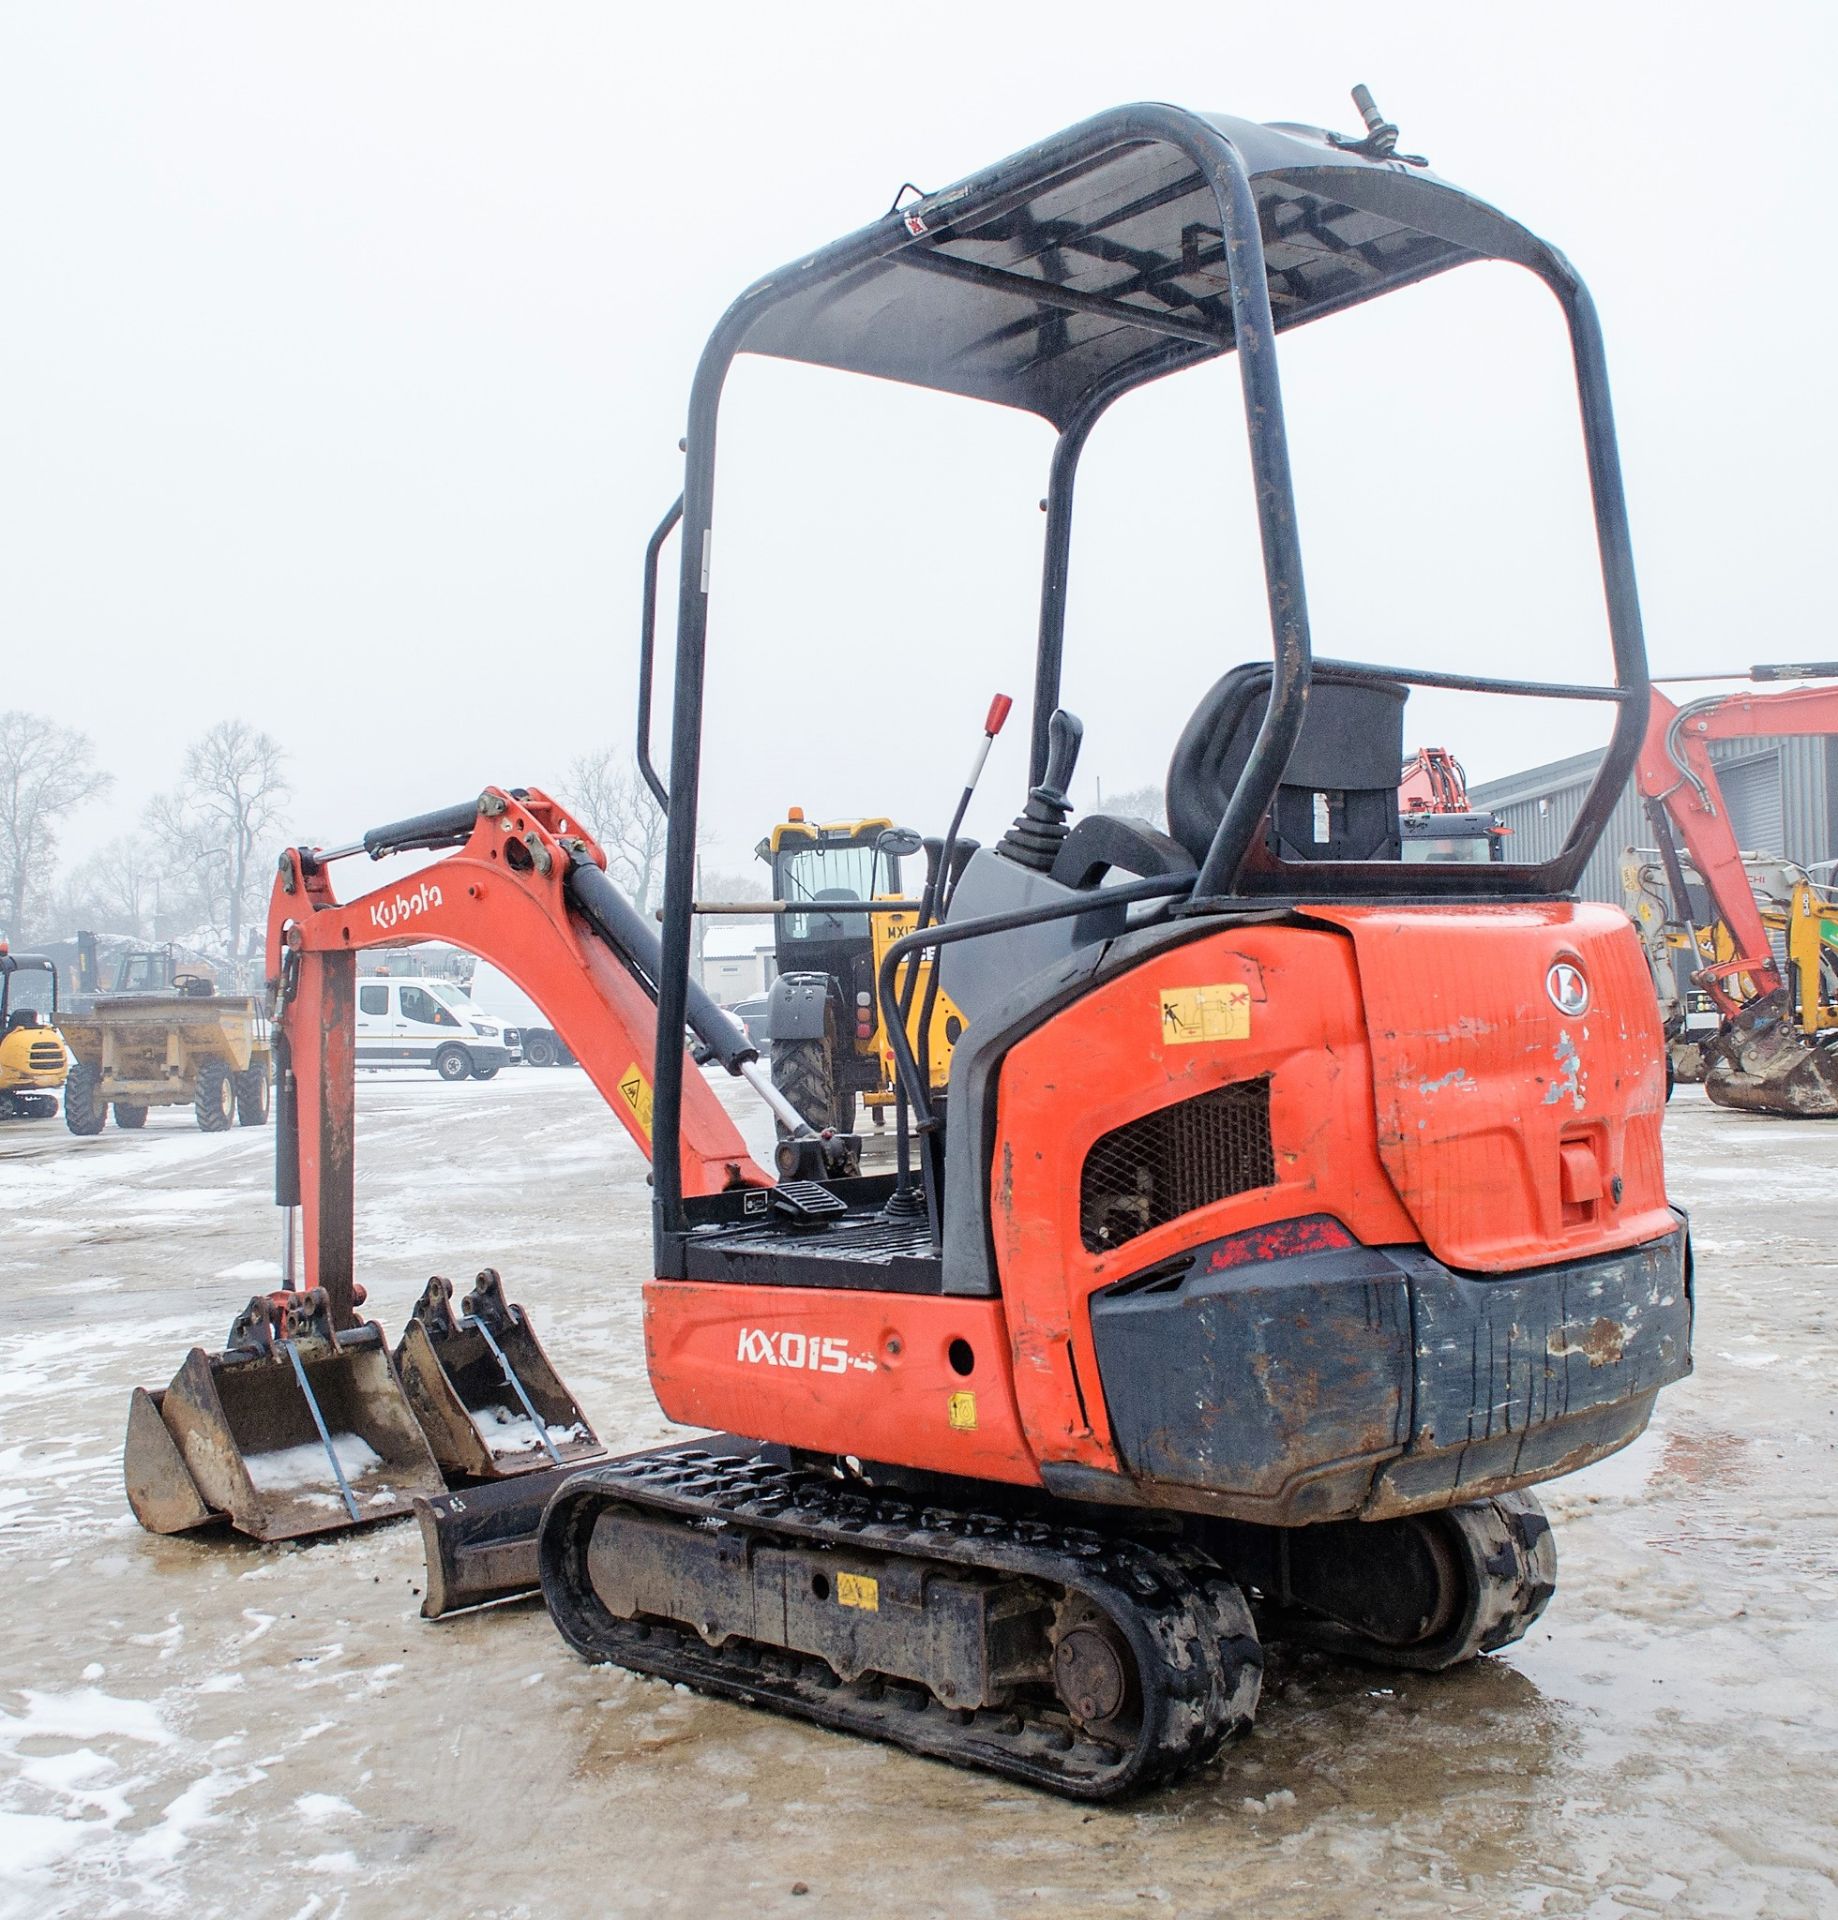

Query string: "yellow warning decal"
[947, 1391, 978, 1432]
[836, 1571, 880, 1611]
[616, 1061, 655, 1140]
[1159, 983, 1251, 1045]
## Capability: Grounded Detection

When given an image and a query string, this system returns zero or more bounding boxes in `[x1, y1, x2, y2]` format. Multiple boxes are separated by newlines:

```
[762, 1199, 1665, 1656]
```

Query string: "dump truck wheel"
[234, 1065, 271, 1126]
[434, 1045, 472, 1083]
[523, 1031, 557, 1068]
[194, 1059, 235, 1132]
[64, 1060, 106, 1136]
[471, 1062, 500, 1081]
[113, 1102, 148, 1130]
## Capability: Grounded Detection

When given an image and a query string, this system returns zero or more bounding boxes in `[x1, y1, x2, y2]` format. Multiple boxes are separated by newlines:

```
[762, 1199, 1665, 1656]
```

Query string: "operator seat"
[1165, 662, 1407, 871]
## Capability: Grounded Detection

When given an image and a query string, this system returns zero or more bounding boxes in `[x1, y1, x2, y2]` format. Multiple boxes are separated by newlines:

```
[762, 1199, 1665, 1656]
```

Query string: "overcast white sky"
[5, 2, 1834, 884]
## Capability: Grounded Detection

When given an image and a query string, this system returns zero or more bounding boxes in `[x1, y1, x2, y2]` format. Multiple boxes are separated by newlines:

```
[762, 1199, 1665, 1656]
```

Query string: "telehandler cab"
[128, 91, 1691, 1800]
[743, 812, 964, 1134]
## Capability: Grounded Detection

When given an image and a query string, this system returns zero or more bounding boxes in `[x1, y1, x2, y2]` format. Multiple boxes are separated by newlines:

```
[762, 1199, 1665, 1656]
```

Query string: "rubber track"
[1268, 1490, 1558, 1672]
[540, 1447, 1260, 1800]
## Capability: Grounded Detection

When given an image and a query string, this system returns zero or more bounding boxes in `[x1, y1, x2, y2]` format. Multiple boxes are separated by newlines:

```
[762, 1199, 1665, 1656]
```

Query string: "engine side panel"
[990, 925, 1417, 1473]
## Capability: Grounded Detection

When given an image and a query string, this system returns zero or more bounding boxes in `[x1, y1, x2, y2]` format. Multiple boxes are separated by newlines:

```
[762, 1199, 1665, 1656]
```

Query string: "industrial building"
[1472, 732, 1838, 904]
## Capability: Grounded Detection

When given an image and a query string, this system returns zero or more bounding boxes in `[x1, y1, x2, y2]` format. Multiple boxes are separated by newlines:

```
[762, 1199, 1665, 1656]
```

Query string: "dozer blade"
[414, 1433, 761, 1618]
[1703, 990, 1838, 1117]
[124, 1289, 446, 1542]
[393, 1270, 604, 1482]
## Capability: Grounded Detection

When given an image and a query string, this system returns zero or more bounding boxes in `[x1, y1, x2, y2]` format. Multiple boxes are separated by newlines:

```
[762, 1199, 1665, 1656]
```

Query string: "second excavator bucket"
[1704, 989, 1838, 1117]
[123, 1289, 446, 1542]
[393, 1270, 604, 1481]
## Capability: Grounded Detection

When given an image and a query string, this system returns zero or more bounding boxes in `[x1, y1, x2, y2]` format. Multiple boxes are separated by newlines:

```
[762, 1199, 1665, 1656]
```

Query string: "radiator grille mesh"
[1079, 1078, 1275, 1253]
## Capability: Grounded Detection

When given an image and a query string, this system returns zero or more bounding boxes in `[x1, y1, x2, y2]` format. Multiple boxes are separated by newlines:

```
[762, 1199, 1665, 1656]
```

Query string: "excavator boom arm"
[267, 786, 769, 1327]
[1636, 690, 1785, 1004]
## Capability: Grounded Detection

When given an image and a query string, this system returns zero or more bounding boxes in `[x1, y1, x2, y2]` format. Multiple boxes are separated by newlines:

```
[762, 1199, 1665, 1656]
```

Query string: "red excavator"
[1634, 667, 1838, 1115]
[1398, 746, 1507, 862]
[126, 91, 1691, 1800]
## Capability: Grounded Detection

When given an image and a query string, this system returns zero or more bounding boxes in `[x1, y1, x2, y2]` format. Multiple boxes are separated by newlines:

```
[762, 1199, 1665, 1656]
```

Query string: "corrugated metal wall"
[1471, 736, 1838, 905]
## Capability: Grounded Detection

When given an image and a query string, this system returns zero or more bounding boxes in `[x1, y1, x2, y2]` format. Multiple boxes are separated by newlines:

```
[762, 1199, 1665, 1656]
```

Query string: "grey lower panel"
[1086, 1223, 1692, 1525]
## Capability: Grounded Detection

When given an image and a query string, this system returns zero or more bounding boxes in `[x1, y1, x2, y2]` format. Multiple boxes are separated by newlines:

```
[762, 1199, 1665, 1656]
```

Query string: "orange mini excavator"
[1634, 667, 1838, 1114]
[127, 92, 1692, 1800]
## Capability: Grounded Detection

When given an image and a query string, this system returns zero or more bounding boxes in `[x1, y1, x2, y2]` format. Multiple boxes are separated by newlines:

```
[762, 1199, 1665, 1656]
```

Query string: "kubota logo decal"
[1545, 961, 1589, 1016]
[736, 1328, 876, 1374]
[369, 880, 443, 932]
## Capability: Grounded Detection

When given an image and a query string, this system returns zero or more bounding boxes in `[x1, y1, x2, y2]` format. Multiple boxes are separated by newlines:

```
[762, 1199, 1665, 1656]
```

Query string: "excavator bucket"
[124, 1289, 446, 1542]
[1703, 989, 1838, 1117]
[392, 1270, 604, 1481]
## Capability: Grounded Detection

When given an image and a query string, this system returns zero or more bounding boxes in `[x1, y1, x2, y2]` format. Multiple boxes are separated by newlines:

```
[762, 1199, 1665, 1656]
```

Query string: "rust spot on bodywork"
[1550, 1315, 1628, 1368]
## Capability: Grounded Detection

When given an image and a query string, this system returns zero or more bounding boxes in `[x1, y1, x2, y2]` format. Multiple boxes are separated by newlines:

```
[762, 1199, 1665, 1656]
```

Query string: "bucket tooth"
[393, 1269, 603, 1482]
[124, 1289, 446, 1543]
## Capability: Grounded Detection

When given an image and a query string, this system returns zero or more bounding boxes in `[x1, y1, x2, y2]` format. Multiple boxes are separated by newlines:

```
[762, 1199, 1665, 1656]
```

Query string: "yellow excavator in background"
[0, 944, 72, 1120]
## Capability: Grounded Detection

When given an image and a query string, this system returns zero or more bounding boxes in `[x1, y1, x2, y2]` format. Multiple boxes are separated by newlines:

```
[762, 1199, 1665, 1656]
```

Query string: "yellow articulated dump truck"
[59, 943, 272, 1135]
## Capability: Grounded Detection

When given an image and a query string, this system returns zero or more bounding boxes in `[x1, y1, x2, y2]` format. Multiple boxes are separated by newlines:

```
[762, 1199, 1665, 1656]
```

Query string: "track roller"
[540, 1446, 1261, 1800]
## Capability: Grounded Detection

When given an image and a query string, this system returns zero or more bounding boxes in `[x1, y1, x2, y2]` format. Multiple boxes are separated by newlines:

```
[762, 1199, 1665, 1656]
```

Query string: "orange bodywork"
[644, 1285, 1040, 1486]
[644, 902, 1671, 1492]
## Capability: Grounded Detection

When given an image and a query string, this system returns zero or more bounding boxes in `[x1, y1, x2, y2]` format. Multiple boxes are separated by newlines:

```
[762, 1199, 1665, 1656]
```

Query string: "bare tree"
[697, 865, 773, 928]
[0, 710, 113, 941]
[58, 834, 162, 940]
[147, 720, 289, 962]
[1098, 783, 1167, 831]
[565, 748, 669, 914]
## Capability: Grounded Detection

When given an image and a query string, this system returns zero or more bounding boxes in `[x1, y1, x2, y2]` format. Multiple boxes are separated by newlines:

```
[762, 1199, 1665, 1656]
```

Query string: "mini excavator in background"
[1631, 667, 1838, 1115]
[126, 92, 1693, 1800]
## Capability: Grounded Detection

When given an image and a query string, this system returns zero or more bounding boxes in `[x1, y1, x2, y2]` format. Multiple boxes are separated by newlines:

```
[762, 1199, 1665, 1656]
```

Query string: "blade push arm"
[267, 786, 770, 1327]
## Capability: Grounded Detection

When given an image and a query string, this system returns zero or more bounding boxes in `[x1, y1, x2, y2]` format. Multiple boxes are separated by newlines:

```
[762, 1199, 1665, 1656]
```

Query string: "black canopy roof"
[735, 108, 1561, 430]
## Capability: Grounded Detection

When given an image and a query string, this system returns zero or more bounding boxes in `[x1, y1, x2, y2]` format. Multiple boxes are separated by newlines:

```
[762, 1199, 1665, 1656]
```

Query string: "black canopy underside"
[738, 111, 1560, 430]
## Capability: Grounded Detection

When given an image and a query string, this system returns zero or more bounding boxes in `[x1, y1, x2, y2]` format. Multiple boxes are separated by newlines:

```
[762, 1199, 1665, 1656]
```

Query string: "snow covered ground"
[0, 1072, 1832, 1919]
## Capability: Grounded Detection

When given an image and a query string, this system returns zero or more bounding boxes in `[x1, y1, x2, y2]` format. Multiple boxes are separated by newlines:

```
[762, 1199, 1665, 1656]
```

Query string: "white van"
[466, 962, 576, 1068]
[355, 976, 517, 1081]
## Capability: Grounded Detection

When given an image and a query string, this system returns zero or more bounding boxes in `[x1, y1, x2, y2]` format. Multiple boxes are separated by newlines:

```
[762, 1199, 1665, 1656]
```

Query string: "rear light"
[1204, 1215, 1355, 1274]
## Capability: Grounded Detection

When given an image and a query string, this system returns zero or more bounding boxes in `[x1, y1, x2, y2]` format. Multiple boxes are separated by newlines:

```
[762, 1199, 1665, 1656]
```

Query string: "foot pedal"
[770, 1180, 849, 1222]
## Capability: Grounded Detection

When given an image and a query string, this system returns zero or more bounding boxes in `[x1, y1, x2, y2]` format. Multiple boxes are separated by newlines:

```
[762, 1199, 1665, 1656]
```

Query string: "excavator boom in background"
[1633, 667, 1838, 1115]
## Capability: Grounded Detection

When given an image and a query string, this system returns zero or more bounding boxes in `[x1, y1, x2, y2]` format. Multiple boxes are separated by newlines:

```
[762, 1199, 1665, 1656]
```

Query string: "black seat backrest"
[1166, 664, 1407, 870]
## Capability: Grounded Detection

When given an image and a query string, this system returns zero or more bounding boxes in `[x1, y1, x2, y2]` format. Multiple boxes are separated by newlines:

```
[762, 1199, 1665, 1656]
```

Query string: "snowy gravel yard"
[0, 1072, 1833, 1919]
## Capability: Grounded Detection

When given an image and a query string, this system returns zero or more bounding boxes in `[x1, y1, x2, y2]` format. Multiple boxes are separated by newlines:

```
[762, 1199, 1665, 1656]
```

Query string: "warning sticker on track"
[836, 1572, 880, 1611]
[616, 1061, 655, 1140]
[1158, 983, 1251, 1044]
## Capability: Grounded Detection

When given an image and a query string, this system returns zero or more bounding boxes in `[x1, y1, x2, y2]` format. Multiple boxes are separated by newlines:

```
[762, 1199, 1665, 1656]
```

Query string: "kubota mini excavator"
[126, 91, 1692, 1800]
[1634, 665, 1838, 1115]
